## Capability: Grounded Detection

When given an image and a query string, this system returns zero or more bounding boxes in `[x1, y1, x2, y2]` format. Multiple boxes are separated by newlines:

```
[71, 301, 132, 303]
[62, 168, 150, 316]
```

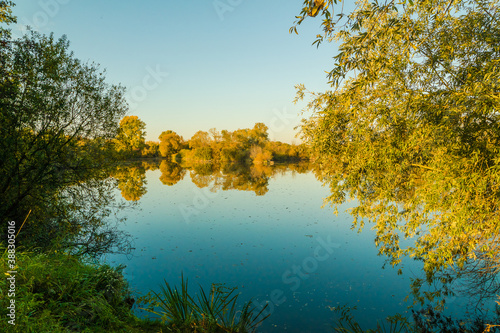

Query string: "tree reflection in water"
[110, 159, 500, 320]
[113, 160, 310, 198]
[113, 165, 148, 201]
[159, 160, 187, 186]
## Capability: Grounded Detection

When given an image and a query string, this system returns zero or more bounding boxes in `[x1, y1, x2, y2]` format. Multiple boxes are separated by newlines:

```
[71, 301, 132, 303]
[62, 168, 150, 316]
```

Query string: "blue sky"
[11, 0, 341, 143]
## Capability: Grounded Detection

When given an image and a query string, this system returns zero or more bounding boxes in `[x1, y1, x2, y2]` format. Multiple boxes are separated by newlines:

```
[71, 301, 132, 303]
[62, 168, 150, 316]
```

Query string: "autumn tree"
[216, 164, 269, 196]
[188, 130, 213, 161]
[209, 128, 222, 143]
[208, 128, 222, 161]
[159, 130, 183, 158]
[250, 146, 273, 165]
[263, 141, 310, 163]
[114, 115, 146, 155]
[189, 130, 212, 149]
[217, 123, 270, 163]
[177, 123, 304, 164]
[295, 0, 500, 303]
[141, 141, 160, 157]
[249, 122, 269, 146]
[219, 131, 249, 162]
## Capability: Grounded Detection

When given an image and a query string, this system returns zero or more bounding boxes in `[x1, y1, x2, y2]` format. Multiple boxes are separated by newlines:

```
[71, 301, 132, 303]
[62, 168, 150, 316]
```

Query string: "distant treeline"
[113, 116, 310, 164]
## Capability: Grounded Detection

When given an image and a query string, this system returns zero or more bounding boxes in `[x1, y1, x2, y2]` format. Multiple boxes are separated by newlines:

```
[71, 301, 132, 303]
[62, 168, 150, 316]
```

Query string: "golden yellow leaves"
[308, 0, 327, 17]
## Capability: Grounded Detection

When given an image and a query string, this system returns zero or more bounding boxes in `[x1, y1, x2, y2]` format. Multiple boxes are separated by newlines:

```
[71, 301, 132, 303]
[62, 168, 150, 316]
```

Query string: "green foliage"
[141, 274, 270, 332]
[0, 29, 128, 252]
[0, 249, 164, 332]
[295, 0, 500, 303]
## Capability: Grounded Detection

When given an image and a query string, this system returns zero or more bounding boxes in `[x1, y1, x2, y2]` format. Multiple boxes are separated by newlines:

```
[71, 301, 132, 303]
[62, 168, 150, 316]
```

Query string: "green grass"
[0, 247, 166, 332]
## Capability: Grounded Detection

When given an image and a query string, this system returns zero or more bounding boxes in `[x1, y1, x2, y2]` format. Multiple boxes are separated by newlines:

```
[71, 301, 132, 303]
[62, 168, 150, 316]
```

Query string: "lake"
[104, 161, 471, 332]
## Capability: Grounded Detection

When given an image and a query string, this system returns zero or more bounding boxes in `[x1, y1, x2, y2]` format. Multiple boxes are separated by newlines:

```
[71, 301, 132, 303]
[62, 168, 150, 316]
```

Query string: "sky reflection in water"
[104, 162, 466, 332]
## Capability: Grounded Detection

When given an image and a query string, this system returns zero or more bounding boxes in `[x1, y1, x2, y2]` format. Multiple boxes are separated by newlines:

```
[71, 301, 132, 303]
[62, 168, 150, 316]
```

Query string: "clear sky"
[11, 0, 341, 143]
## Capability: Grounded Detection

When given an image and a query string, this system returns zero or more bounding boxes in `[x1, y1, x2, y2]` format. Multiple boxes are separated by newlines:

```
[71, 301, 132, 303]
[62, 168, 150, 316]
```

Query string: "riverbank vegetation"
[140, 275, 270, 332]
[114, 115, 310, 165]
[0, 249, 163, 332]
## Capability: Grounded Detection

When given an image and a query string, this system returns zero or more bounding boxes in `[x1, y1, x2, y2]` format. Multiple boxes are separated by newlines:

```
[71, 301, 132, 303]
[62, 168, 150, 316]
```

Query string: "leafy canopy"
[114, 115, 147, 154]
[159, 130, 184, 158]
[295, 0, 500, 282]
[0, 28, 128, 253]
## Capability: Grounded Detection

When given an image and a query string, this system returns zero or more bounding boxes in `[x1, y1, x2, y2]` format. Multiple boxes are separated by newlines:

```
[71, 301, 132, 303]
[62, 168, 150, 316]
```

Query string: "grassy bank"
[0, 249, 165, 332]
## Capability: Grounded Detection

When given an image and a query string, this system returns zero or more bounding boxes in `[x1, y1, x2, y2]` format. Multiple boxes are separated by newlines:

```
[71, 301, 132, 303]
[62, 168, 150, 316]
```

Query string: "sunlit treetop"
[115, 115, 147, 153]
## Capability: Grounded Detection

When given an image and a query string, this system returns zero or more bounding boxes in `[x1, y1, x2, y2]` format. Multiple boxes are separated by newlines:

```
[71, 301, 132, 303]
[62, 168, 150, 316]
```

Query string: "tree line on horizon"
[113, 115, 310, 164]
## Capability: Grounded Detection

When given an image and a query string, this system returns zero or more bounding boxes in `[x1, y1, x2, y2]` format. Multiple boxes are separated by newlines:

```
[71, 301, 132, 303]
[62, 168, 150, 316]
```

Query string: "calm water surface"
[104, 162, 467, 332]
